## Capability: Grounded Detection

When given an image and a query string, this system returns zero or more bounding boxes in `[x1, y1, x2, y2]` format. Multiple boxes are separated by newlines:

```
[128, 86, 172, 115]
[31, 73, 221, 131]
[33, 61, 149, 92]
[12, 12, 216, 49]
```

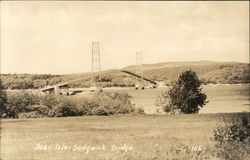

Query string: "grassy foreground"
[1, 113, 249, 160]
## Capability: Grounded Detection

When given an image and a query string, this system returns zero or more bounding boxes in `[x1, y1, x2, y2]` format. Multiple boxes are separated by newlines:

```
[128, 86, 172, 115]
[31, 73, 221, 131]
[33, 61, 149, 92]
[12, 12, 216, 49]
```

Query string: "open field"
[1, 113, 249, 160]
[1, 84, 249, 159]
[104, 84, 250, 114]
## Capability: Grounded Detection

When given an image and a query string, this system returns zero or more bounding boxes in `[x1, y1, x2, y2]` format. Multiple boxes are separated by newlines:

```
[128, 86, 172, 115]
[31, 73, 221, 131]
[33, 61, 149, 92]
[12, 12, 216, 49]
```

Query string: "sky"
[1, 1, 249, 74]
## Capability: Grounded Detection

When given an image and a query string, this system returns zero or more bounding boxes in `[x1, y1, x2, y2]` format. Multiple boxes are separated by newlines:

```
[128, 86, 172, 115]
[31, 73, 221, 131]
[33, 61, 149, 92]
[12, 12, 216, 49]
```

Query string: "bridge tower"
[136, 52, 143, 80]
[91, 42, 102, 90]
[135, 52, 144, 89]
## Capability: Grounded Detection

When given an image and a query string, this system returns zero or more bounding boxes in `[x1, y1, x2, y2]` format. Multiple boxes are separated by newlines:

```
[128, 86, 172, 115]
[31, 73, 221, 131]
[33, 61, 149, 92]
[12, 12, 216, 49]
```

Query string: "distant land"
[1, 61, 249, 89]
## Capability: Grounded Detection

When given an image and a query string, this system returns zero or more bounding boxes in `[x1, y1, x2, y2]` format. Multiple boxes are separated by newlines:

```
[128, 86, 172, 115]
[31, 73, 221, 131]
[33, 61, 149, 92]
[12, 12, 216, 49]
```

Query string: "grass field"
[1, 85, 249, 160]
[2, 113, 248, 160]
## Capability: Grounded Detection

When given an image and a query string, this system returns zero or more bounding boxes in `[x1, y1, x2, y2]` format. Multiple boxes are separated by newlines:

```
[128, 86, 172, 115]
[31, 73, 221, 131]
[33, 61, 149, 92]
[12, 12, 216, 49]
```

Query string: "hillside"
[123, 61, 250, 85]
[1, 61, 249, 89]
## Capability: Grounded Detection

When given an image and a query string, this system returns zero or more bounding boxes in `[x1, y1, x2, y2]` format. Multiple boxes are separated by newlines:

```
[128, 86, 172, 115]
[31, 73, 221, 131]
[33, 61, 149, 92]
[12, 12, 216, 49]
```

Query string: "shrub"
[155, 90, 171, 113]
[156, 70, 208, 114]
[91, 106, 109, 116]
[96, 92, 135, 115]
[213, 118, 250, 143]
[132, 107, 145, 115]
[40, 94, 62, 109]
[26, 105, 50, 116]
[213, 116, 250, 160]
[4, 91, 40, 118]
[51, 98, 80, 117]
[76, 98, 99, 116]
[0, 79, 7, 117]
[46, 92, 137, 117]
[18, 111, 44, 118]
[2, 91, 143, 118]
[17, 105, 49, 118]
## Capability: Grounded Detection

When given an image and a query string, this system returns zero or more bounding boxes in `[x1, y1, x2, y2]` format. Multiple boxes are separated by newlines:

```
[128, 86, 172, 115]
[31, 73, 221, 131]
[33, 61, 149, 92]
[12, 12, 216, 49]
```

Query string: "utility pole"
[91, 42, 102, 89]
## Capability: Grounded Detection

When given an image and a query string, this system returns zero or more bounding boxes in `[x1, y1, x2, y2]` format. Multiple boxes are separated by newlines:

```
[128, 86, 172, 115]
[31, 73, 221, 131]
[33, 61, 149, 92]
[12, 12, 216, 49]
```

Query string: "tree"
[156, 70, 208, 114]
[0, 79, 7, 117]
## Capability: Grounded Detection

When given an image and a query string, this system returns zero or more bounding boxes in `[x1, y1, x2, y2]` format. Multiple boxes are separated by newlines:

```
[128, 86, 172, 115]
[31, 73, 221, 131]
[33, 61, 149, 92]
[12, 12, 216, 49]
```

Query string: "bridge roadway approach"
[41, 70, 158, 94]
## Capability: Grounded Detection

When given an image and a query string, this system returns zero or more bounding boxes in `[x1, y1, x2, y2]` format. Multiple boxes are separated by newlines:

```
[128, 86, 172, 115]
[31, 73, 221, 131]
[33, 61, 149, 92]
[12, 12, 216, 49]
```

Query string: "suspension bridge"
[41, 42, 158, 95]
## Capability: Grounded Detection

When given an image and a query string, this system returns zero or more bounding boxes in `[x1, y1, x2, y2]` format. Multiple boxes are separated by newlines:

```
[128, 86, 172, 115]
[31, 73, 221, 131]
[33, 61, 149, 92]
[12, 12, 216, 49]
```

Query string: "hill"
[1, 61, 249, 89]
[123, 61, 250, 85]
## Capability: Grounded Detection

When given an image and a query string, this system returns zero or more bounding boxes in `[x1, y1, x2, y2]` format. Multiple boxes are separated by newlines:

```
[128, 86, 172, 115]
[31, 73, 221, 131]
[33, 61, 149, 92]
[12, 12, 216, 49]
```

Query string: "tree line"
[1, 74, 62, 89]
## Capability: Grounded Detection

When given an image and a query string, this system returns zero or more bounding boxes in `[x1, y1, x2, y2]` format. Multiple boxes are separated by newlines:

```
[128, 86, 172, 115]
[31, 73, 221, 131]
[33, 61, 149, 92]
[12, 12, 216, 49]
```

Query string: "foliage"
[25, 105, 50, 117]
[156, 70, 208, 114]
[0, 79, 7, 117]
[96, 92, 135, 115]
[213, 117, 250, 143]
[132, 107, 145, 115]
[2, 91, 143, 118]
[51, 98, 82, 117]
[40, 94, 62, 109]
[1, 74, 61, 89]
[213, 116, 250, 160]
[3, 91, 40, 118]
[18, 111, 44, 118]
[1, 62, 249, 90]
[155, 90, 171, 113]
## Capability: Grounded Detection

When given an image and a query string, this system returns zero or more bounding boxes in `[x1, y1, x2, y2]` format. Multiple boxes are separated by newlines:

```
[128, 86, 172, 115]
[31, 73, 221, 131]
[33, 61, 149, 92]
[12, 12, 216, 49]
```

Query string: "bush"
[26, 105, 50, 116]
[96, 92, 135, 115]
[213, 116, 250, 160]
[49, 92, 137, 117]
[40, 94, 62, 109]
[91, 106, 110, 116]
[155, 90, 171, 113]
[2, 91, 143, 118]
[0, 79, 7, 117]
[132, 107, 145, 115]
[213, 118, 250, 143]
[3, 91, 40, 118]
[76, 98, 99, 116]
[156, 70, 208, 114]
[51, 98, 81, 117]
[18, 111, 44, 118]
